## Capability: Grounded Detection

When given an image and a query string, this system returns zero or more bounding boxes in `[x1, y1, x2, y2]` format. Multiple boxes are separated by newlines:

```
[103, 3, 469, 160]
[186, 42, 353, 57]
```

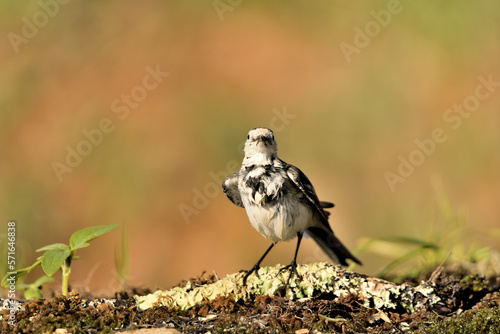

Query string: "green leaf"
[41, 246, 71, 276]
[24, 287, 43, 299]
[16, 283, 30, 289]
[375, 236, 439, 249]
[1, 260, 42, 288]
[32, 275, 55, 287]
[72, 241, 90, 250]
[37, 243, 70, 252]
[69, 224, 119, 251]
[18, 276, 54, 299]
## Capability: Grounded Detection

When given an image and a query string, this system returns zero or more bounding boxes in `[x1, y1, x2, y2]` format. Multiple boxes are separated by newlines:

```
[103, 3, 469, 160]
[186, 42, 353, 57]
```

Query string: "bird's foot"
[240, 264, 261, 285]
[279, 260, 300, 285]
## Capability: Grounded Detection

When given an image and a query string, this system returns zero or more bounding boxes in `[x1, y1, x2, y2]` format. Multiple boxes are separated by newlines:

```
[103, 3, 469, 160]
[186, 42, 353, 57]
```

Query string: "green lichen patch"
[134, 263, 441, 313]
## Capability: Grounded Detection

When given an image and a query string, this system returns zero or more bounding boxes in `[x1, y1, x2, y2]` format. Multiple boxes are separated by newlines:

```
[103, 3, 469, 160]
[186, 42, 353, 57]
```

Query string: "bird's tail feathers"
[306, 227, 362, 266]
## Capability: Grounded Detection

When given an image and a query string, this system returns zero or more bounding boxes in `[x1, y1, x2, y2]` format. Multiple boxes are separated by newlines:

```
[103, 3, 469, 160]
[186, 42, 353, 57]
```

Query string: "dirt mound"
[1, 266, 499, 333]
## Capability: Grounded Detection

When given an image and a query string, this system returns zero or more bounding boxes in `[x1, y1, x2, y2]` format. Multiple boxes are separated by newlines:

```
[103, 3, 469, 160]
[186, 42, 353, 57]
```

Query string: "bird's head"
[243, 127, 278, 164]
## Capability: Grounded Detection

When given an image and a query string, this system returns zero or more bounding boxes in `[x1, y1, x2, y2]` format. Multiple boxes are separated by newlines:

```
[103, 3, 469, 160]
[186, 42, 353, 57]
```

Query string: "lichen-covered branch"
[134, 263, 441, 312]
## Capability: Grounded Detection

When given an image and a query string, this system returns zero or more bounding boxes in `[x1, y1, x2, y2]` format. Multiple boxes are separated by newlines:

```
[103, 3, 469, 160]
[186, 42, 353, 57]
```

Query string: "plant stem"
[61, 257, 72, 296]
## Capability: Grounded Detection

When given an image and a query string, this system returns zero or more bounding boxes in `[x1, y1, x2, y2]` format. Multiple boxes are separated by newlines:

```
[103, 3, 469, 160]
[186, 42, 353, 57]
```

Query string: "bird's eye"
[247, 134, 250, 140]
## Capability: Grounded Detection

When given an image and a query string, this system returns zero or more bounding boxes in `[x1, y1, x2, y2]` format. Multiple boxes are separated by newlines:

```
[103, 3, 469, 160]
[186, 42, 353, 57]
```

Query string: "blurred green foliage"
[358, 182, 500, 281]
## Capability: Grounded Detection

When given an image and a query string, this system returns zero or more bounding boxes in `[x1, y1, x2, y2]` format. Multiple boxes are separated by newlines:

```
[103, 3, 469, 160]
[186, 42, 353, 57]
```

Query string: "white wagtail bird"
[222, 127, 361, 284]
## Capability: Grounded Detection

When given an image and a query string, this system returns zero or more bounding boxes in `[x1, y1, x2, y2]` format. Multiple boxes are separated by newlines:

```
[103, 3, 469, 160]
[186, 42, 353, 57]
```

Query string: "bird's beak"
[256, 136, 271, 145]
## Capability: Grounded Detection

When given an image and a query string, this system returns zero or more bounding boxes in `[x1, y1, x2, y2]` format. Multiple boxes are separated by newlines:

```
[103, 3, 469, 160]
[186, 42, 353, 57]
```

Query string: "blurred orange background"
[1, 1, 499, 296]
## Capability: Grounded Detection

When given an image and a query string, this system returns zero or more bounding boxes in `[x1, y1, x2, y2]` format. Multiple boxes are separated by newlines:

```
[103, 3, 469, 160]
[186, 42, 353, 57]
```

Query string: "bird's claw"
[279, 260, 300, 285]
[241, 265, 261, 285]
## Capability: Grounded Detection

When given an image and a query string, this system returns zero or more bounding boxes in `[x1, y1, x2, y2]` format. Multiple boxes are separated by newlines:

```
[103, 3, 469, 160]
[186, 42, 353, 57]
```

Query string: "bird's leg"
[242, 242, 276, 285]
[279, 232, 303, 284]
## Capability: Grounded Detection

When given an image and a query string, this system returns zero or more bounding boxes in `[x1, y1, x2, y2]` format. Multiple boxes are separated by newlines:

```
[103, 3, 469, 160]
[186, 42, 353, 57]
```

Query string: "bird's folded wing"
[222, 171, 244, 207]
[285, 164, 331, 225]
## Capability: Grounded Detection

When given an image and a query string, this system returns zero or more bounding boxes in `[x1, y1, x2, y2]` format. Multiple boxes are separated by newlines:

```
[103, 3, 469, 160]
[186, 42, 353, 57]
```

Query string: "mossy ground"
[417, 307, 500, 334]
[1, 267, 499, 333]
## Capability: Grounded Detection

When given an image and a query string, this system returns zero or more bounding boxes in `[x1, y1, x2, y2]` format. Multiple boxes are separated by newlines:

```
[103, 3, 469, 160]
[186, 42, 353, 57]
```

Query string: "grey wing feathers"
[222, 172, 244, 207]
[286, 163, 361, 266]
[285, 164, 331, 222]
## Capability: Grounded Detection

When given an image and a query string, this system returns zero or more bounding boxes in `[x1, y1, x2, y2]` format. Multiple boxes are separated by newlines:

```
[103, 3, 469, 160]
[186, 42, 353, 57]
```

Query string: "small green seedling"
[17, 275, 54, 299]
[2, 224, 118, 296]
[114, 223, 130, 291]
